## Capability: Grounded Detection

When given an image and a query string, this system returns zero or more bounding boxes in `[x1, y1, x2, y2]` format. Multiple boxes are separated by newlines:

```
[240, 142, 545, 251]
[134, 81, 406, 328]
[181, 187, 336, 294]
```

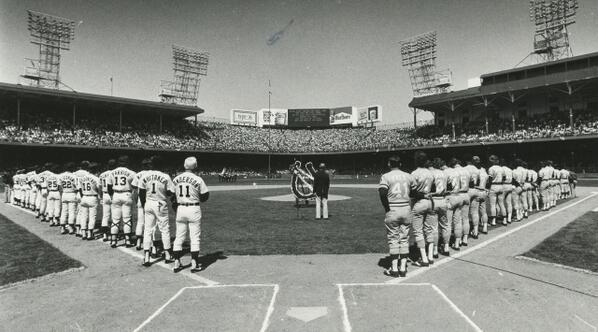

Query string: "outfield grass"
[524, 211, 598, 273]
[200, 187, 386, 255]
[0, 213, 82, 287]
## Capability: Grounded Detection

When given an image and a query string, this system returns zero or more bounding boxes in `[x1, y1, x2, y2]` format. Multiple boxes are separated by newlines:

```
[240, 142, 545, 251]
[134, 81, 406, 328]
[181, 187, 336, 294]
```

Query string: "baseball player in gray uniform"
[488, 155, 506, 226]
[379, 156, 414, 278]
[429, 158, 449, 259]
[410, 151, 434, 267]
[172, 157, 210, 273]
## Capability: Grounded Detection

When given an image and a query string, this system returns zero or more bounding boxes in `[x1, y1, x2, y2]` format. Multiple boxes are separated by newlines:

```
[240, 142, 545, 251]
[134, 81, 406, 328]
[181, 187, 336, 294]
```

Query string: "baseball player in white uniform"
[59, 163, 79, 235]
[74, 162, 90, 237]
[99, 160, 116, 242]
[46, 166, 62, 226]
[133, 158, 152, 251]
[135, 158, 176, 267]
[107, 156, 136, 248]
[36, 164, 53, 222]
[78, 164, 101, 240]
[172, 157, 210, 273]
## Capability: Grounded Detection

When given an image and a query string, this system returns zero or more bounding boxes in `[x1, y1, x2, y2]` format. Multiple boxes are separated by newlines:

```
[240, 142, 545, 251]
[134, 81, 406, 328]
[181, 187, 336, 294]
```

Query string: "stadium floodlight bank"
[529, 0, 578, 62]
[21, 10, 76, 89]
[159, 45, 209, 107]
[400, 31, 452, 97]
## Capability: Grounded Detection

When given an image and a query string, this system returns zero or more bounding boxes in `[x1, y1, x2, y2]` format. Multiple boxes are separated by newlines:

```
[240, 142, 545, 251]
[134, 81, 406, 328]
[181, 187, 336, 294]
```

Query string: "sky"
[1, 0, 597, 124]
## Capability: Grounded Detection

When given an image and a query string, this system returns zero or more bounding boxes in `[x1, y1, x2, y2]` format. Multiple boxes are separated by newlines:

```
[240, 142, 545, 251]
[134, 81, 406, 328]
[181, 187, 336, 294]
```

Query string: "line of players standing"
[379, 152, 577, 278]
[6, 155, 209, 273]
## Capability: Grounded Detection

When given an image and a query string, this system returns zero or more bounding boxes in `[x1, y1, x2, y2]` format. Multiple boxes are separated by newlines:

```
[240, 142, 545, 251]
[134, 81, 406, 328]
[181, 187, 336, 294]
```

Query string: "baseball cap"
[184, 157, 197, 170]
[318, 163, 326, 169]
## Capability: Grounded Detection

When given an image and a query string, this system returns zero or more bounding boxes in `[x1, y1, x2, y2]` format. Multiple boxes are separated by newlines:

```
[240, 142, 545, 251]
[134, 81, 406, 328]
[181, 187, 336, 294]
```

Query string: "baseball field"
[1, 181, 597, 331]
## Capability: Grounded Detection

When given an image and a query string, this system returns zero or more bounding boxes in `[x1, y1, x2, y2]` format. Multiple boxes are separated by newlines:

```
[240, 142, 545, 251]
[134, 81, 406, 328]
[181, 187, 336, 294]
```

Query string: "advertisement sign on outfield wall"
[357, 105, 381, 124]
[260, 108, 288, 126]
[230, 109, 258, 126]
[329, 106, 354, 126]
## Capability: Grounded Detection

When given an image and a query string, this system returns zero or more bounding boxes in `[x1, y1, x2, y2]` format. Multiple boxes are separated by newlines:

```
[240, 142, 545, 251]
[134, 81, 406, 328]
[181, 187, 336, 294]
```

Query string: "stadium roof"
[0, 82, 204, 118]
[410, 51, 598, 111]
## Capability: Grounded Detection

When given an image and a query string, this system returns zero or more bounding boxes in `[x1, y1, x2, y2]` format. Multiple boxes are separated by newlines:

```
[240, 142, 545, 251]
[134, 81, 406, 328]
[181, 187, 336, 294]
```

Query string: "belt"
[459, 190, 469, 193]
[179, 203, 200, 206]
[114, 190, 131, 193]
[430, 194, 447, 198]
[49, 189, 59, 192]
[388, 202, 409, 207]
[83, 194, 98, 197]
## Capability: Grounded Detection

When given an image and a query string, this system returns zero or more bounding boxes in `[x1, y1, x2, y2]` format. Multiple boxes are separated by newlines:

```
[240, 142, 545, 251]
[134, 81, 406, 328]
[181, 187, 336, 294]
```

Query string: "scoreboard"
[287, 108, 330, 128]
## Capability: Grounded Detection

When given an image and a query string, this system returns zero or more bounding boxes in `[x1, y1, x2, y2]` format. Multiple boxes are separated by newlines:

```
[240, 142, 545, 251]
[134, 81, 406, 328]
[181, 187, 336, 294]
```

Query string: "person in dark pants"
[314, 163, 330, 220]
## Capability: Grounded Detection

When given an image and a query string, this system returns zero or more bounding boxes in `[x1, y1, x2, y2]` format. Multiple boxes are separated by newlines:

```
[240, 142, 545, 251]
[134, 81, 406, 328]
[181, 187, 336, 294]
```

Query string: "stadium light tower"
[400, 31, 452, 97]
[159, 45, 209, 106]
[529, 0, 578, 62]
[21, 10, 76, 89]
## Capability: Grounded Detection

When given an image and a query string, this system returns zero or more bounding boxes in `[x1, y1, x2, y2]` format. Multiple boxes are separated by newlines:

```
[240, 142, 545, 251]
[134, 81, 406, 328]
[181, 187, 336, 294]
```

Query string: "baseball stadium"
[1, 1, 598, 331]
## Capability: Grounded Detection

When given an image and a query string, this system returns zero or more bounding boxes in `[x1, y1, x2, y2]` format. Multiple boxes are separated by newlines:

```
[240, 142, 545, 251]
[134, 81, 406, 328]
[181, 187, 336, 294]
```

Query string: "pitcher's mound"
[260, 194, 352, 202]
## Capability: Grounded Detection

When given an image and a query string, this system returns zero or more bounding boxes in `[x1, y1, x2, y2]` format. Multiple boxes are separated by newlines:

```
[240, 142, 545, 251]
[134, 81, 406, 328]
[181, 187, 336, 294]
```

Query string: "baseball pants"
[79, 196, 99, 231]
[540, 181, 550, 207]
[513, 186, 522, 214]
[427, 197, 446, 245]
[174, 206, 202, 252]
[384, 205, 411, 255]
[477, 190, 488, 228]
[111, 192, 133, 235]
[488, 184, 505, 218]
[46, 191, 61, 219]
[32, 189, 39, 210]
[136, 198, 145, 238]
[468, 189, 480, 233]
[459, 192, 470, 237]
[39, 189, 48, 216]
[503, 185, 513, 217]
[143, 200, 171, 251]
[411, 198, 432, 249]
[101, 195, 111, 229]
[445, 194, 462, 240]
[60, 193, 77, 226]
[315, 196, 328, 219]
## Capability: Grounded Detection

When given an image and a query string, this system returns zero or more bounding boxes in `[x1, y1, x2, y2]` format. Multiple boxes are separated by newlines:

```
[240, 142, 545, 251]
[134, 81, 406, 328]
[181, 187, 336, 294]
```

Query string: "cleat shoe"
[142, 259, 152, 267]
[190, 264, 202, 273]
[60, 228, 68, 235]
[439, 248, 450, 257]
[136, 245, 142, 251]
[433, 254, 439, 259]
[461, 242, 468, 247]
[412, 259, 429, 267]
[451, 246, 460, 251]
[173, 260, 183, 273]
[428, 260, 434, 265]
[470, 233, 479, 240]
[384, 269, 401, 278]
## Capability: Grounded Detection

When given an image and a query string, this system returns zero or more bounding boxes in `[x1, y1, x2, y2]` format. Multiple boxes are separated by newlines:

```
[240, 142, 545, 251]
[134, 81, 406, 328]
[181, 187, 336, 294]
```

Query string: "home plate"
[260, 194, 352, 202]
[286, 307, 328, 322]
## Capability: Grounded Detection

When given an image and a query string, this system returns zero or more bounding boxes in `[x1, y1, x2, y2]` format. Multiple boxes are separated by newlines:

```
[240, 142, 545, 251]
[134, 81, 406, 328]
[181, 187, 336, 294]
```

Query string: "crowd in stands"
[1, 111, 598, 153]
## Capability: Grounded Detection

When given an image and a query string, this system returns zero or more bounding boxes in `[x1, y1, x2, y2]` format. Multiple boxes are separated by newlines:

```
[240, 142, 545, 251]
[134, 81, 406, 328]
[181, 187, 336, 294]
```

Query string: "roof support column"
[119, 109, 123, 131]
[483, 96, 489, 134]
[195, 114, 198, 126]
[72, 104, 76, 127]
[17, 98, 21, 128]
[452, 122, 456, 140]
[412, 107, 418, 131]
[569, 106, 574, 129]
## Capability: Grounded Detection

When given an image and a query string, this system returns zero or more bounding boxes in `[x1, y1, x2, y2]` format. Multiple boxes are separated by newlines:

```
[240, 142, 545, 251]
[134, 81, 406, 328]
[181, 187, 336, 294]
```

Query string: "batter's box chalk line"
[132, 284, 279, 332]
[336, 282, 482, 332]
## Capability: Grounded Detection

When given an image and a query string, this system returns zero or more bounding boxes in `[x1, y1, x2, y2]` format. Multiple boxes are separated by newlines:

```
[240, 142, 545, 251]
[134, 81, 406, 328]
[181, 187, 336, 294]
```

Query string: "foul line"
[5, 202, 219, 286]
[336, 283, 481, 332]
[574, 314, 597, 332]
[132, 284, 279, 332]
[386, 192, 598, 284]
[429, 284, 483, 332]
